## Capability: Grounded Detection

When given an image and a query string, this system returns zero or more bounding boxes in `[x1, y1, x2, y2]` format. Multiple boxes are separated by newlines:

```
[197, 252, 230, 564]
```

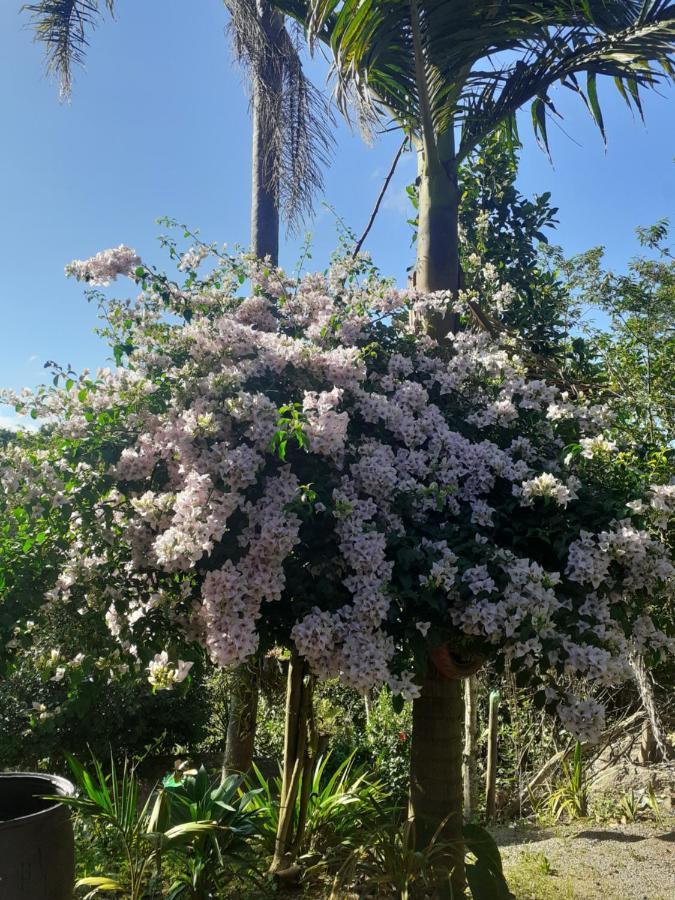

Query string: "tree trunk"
[224, 1, 284, 781]
[630, 651, 670, 762]
[485, 690, 500, 822]
[413, 129, 460, 338]
[271, 652, 316, 881]
[223, 655, 260, 776]
[409, 127, 466, 898]
[463, 675, 479, 821]
[409, 672, 465, 899]
[250, 0, 283, 263]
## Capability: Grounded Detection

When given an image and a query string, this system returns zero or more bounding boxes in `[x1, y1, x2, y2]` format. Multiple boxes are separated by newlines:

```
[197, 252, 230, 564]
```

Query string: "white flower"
[147, 651, 193, 691]
[65, 245, 141, 285]
[415, 621, 431, 637]
[579, 434, 617, 459]
[518, 473, 575, 507]
[558, 696, 605, 744]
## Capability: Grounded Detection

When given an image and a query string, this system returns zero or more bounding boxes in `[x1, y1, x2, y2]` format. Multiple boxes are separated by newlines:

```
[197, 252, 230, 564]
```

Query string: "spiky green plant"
[245, 751, 389, 859]
[543, 742, 588, 822]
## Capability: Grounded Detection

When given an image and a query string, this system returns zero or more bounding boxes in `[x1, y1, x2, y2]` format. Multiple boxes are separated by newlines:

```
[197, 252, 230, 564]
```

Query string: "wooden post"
[463, 674, 479, 820]
[485, 690, 500, 821]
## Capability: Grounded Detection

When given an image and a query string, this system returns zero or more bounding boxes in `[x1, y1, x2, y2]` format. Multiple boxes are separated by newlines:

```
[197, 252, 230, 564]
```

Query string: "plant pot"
[430, 644, 484, 679]
[0, 772, 75, 900]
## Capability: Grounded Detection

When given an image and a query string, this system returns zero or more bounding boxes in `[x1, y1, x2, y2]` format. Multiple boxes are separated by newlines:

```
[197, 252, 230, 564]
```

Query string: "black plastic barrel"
[0, 772, 75, 899]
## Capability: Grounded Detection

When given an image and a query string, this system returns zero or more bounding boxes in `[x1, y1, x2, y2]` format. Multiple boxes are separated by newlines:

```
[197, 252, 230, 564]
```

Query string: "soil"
[496, 820, 675, 900]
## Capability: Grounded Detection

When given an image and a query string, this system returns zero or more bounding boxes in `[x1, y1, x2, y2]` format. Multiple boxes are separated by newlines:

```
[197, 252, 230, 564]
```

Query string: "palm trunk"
[409, 127, 466, 898]
[250, 0, 283, 262]
[409, 673, 465, 899]
[224, 1, 284, 778]
[413, 129, 461, 338]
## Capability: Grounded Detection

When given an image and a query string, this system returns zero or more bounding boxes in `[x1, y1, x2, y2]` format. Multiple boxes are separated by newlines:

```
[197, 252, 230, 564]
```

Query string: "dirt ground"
[496, 820, 675, 900]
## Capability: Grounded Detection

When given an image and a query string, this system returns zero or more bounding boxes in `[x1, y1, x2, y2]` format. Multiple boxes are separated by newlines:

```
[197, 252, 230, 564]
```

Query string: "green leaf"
[76, 876, 123, 891]
[391, 693, 404, 714]
[586, 72, 606, 143]
[463, 823, 505, 877]
[464, 823, 513, 899]
[466, 861, 513, 900]
[531, 97, 550, 157]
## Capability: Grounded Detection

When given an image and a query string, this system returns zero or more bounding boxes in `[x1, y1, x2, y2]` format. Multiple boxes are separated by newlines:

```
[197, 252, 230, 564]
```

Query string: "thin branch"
[352, 137, 407, 259]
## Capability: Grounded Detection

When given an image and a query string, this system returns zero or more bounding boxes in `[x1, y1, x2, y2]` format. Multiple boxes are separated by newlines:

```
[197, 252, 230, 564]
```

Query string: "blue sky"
[0, 0, 673, 427]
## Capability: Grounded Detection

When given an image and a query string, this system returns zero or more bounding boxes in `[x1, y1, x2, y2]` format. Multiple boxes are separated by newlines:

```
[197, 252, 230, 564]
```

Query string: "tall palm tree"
[23, 0, 333, 261]
[23, 0, 333, 776]
[269, 0, 674, 892]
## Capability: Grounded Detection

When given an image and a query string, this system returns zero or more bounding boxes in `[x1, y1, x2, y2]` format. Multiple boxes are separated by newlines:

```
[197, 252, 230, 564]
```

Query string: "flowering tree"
[2, 233, 674, 877]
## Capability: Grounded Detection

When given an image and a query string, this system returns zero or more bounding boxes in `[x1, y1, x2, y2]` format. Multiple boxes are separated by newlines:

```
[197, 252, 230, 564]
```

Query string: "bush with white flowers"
[2, 230, 673, 745]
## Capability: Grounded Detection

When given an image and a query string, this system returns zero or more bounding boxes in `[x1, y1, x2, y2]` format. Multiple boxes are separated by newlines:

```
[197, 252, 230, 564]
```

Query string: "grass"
[504, 850, 575, 900]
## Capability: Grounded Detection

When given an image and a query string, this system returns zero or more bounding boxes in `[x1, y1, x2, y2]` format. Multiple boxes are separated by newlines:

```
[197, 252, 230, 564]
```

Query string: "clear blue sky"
[1, 0, 673, 427]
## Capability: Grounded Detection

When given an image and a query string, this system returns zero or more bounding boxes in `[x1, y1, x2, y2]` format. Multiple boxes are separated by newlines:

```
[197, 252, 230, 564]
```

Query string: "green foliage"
[245, 752, 389, 860]
[617, 788, 640, 823]
[406, 129, 587, 361]
[59, 755, 260, 900]
[542, 742, 588, 822]
[0, 414, 209, 766]
[504, 850, 575, 900]
[363, 687, 412, 806]
[569, 221, 675, 445]
[464, 822, 514, 900]
[329, 816, 446, 900]
[162, 767, 263, 898]
[331, 819, 513, 900]
[0, 590, 208, 767]
[281, 0, 675, 163]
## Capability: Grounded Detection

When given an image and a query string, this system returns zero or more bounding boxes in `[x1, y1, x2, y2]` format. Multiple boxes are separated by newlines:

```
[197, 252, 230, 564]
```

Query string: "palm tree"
[22, 0, 333, 261]
[23, 0, 333, 777]
[269, 0, 674, 892]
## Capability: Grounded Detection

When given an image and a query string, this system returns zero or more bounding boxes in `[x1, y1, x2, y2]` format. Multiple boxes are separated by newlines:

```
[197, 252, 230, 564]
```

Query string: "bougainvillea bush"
[1, 228, 673, 747]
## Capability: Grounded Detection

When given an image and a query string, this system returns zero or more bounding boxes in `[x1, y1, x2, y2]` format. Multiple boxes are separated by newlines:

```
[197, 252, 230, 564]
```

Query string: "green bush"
[363, 689, 412, 806]
[0, 596, 210, 767]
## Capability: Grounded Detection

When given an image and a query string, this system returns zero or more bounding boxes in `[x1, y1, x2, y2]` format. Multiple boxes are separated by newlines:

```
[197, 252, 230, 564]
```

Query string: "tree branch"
[352, 137, 407, 259]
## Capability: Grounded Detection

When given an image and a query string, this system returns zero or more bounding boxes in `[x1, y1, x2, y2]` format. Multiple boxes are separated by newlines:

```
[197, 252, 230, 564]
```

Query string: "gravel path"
[495, 821, 675, 900]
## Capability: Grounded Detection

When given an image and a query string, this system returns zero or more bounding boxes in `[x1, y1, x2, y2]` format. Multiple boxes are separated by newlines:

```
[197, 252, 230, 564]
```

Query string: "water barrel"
[0, 772, 75, 900]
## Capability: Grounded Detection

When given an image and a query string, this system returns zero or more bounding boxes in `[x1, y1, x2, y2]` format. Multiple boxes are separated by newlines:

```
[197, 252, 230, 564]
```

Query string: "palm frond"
[458, 5, 675, 158]
[272, 0, 674, 159]
[22, 0, 115, 97]
[225, 0, 335, 230]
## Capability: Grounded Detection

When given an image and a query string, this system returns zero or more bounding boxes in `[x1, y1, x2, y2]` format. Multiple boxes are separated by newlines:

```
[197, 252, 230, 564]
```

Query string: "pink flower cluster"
[3, 245, 672, 739]
[65, 245, 142, 286]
